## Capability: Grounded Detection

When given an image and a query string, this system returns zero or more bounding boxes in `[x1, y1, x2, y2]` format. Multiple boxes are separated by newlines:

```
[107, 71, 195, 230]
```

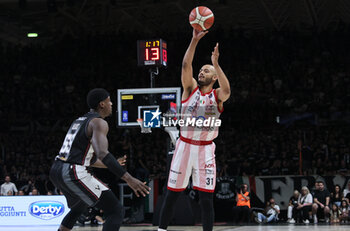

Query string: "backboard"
[116, 87, 181, 127]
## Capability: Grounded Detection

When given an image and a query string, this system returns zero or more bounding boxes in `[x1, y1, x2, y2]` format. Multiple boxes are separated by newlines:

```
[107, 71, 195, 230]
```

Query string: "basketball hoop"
[137, 118, 152, 133]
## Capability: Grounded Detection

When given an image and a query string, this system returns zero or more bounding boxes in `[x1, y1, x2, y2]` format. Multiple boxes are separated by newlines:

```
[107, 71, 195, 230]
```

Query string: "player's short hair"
[87, 88, 110, 110]
[202, 64, 217, 75]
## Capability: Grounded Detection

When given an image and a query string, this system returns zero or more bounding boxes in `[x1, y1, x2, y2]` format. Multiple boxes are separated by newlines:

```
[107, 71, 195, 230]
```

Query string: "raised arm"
[89, 118, 150, 197]
[181, 29, 208, 100]
[211, 43, 231, 108]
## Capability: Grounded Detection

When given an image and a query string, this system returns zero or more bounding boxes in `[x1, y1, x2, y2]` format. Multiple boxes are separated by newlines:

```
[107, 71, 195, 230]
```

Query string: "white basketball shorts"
[167, 138, 216, 193]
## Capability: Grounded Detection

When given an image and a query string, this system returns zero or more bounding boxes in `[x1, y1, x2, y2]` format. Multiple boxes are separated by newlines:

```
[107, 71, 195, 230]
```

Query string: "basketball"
[189, 6, 214, 31]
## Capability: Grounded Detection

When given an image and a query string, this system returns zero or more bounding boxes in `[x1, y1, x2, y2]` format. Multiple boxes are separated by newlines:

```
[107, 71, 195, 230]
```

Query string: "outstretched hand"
[192, 28, 208, 41]
[211, 42, 219, 66]
[122, 173, 151, 197]
[127, 177, 151, 197]
[121, 173, 151, 197]
[117, 155, 127, 166]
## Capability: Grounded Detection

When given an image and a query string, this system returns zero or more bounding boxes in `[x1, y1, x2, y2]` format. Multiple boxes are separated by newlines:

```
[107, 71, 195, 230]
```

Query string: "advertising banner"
[0, 195, 69, 226]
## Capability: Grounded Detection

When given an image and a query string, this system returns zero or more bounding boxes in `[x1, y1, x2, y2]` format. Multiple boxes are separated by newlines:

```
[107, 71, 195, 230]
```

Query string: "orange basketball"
[189, 6, 214, 31]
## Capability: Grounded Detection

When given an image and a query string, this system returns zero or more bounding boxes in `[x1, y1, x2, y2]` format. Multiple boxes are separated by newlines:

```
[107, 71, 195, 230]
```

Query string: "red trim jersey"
[180, 86, 223, 142]
[167, 86, 222, 193]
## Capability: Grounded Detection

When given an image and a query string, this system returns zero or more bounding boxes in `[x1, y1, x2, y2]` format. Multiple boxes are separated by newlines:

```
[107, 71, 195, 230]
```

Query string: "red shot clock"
[137, 39, 167, 67]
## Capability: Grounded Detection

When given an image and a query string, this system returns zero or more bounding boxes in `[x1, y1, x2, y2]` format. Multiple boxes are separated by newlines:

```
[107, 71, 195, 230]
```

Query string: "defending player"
[50, 88, 150, 231]
[158, 29, 230, 231]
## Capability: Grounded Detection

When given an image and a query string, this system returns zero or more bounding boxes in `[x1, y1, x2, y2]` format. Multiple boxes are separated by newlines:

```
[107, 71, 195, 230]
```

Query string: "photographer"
[232, 184, 251, 224]
[255, 198, 280, 223]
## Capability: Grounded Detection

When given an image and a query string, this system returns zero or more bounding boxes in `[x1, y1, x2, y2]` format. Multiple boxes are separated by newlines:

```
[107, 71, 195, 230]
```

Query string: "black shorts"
[49, 160, 109, 208]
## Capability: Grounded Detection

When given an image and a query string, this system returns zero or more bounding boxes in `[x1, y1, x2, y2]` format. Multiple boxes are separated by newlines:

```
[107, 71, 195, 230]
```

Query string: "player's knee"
[199, 191, 214, 208]
[108, 200, 124, 216]
[61, 203, 87, 229]
[165, 190, 181, 204]
[107, 211, 124, 226]
[105, 202, 124, 225]
[96, 190, 124, 225]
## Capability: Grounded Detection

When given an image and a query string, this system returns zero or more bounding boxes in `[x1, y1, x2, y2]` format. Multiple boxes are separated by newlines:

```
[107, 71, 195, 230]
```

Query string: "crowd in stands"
[285, 181, 350, 224]
[0, 27, 350, 199]
[230, 181, 350, 224]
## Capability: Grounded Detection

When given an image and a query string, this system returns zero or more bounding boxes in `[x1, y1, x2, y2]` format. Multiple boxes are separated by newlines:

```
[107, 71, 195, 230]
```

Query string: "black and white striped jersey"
[56, 112, 100, 166]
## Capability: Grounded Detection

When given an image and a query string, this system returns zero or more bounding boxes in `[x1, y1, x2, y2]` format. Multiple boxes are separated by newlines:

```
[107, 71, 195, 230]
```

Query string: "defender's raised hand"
[117, 155, 127, 166]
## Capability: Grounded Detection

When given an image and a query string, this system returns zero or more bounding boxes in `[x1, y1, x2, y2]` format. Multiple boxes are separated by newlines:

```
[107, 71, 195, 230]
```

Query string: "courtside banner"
[0, 196, 69, 226]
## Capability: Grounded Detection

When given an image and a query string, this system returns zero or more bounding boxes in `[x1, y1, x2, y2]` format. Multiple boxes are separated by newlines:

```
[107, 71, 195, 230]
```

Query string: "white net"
[136, 118, 152, 133]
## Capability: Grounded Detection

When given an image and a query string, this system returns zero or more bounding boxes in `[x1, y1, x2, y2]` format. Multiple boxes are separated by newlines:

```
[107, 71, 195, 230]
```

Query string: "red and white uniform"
[167, 86, 223, 193]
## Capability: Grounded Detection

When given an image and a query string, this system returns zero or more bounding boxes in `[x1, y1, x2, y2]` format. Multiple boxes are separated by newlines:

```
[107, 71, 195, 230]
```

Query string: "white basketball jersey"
[180, 86, 223, 141]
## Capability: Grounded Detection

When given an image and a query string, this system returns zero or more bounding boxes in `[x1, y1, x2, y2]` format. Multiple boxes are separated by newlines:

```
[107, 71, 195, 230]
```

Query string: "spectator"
[18, 190, 25, 196]
[295, 186, 313, 224]
[7, 190, 14, 196]
[330, 184, 343, 207]
[343, 181, 350, 203]
[0, 175, 18, 196]
[30, 188, 39, 195]
[232, 184, 251, 224]
[311, 181, 319, 198]
[312, 181, 330, 223]
[255, 198, 280, 223]
[95, 210, 105, 225]
[339, 200, 349, 223]
[345, 193, 350, 205]
[20, 179, 35, 195]
[287, 190, 300, 223]
[330, 204, 340, 224]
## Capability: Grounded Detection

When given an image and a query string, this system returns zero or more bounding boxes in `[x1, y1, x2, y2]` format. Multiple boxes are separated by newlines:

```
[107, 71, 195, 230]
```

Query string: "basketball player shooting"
[158, 29, 231, 231]
[49, 88, 150, 231]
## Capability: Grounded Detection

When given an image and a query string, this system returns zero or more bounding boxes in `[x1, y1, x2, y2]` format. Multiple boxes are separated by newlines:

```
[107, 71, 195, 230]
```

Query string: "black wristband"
[101, 153, 126, 179]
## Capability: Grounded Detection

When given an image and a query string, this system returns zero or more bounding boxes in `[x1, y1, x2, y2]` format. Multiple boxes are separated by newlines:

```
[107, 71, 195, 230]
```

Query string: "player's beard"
[198, 77, 213, 86]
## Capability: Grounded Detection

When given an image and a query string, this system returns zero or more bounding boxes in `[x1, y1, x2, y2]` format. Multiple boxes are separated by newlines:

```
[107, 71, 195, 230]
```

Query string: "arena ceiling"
[0, 0, 350, 44]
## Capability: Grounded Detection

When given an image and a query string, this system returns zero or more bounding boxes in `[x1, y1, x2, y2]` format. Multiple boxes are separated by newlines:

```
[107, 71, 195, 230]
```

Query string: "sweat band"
[101, 153, 126, 179]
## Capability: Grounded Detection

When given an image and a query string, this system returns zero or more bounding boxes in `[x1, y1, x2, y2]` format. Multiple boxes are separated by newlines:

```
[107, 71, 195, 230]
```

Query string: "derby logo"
[29, 201, 64, 220]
